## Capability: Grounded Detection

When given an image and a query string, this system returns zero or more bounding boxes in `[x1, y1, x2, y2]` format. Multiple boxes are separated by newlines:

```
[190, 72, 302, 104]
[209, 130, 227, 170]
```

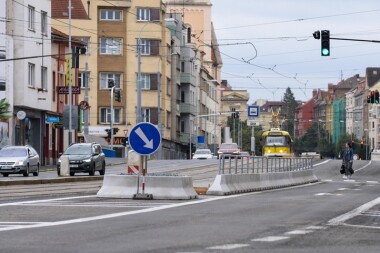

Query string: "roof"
[52, 0, 88, 19]
[262, 130, 291, 137]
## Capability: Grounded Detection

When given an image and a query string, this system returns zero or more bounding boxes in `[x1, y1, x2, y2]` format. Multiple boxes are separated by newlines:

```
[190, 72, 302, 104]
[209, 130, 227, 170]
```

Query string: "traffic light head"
[105, 129, 111, 139]
[367, 95, 371, 103]
[113, 128, 119, 135]
[371, 91, 375, 103]
[114, 90, 121, 102]
[375, 90, 379, 104]
[321, 30, 330, 56]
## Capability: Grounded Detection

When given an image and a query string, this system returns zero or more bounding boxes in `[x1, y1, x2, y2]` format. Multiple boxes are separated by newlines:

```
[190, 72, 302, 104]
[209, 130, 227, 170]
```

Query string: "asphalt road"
[0, 159, 380, 252]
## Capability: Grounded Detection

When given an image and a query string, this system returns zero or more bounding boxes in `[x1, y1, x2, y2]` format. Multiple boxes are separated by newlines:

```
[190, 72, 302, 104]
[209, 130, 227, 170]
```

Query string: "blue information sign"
[129, 122, 161, 155]
[248, 105, 260, 118]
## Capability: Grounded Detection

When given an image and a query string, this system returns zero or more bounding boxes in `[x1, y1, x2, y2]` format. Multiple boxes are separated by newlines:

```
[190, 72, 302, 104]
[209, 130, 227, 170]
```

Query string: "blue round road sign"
[129, 122, 161, 155]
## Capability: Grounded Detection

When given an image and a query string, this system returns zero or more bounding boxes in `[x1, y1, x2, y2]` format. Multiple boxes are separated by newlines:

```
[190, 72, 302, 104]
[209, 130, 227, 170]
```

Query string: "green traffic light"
[322, 48, 329, 56]
[376, 100, 379, 104]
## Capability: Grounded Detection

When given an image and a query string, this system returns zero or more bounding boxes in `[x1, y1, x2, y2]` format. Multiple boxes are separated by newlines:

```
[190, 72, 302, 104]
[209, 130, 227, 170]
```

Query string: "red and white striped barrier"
[127, 165, 139, 174]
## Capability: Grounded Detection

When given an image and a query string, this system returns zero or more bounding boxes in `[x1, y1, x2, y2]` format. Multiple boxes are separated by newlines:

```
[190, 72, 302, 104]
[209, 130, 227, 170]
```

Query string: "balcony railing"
[180, 73, 196, 85]
[179, 103, 196, 115]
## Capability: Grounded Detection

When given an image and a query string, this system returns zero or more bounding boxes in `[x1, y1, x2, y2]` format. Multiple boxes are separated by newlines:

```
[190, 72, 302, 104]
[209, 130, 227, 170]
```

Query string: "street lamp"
[136, 20, 160, 124]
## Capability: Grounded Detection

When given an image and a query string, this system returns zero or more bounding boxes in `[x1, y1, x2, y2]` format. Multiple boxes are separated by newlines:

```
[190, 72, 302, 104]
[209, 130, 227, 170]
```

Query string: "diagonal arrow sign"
[135, 127, 154, 149]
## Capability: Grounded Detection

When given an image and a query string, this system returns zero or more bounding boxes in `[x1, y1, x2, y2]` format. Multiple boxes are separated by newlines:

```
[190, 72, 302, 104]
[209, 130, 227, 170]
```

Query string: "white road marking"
[328, 196, 380, 225]
[315, 193, 333, 196]
[337, 188, 348, 191]
[305, 226, 326, 230]
[323, 179, 333, 182]
[0, 195, 95, 207]
[366, 181, 379, 184]
[285, 230, 313, 235]
[313, 160, 331, 166]
[361, 210, 380, 217]
[252, 236, 289, 242]
[354, 161, 372, 172]
[207, 244, 250, 250]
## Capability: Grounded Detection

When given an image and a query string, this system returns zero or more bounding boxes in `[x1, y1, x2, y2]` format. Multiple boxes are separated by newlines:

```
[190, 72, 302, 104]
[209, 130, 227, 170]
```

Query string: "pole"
[136, 38, 142, 123]
[110, 86, 114, 149]
[213, 103, 217, 155]
[189, 121, 192, 159]
[157, 58, 162, 159]
[83, 56, 89, 135]
[68, 0, 73, 145]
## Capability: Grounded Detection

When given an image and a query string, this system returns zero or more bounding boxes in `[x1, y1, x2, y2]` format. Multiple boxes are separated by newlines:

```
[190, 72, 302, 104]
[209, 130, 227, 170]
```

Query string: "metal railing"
[218, 155, 313, 175]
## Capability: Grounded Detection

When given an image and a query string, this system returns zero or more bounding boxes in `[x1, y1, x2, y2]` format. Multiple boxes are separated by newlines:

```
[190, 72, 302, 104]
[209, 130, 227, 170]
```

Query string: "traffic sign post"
[129, 122, 161, 200]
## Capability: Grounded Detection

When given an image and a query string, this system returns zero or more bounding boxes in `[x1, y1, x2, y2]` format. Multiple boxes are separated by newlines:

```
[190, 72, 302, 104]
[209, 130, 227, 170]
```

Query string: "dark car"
[57, 143, 106, 176]
[0, 145, 40, 177]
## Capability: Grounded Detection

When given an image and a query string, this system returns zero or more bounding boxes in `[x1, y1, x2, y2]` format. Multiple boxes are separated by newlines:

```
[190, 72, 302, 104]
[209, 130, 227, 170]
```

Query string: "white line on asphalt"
[354, 160, 372, 172]
[0, 195, 95, 207]
[0, 182, 320, 232]
[20, 203, 158, 208]
[305, 226, 326, 230]
[285, 230, 313, 235]
[328, 196, 380, 225]
[252, 236, 289, 242]
[366, 181, 379, 184]
[0, 222, 51, 224]
[313, 160, 331, 166]
[207, 244, 250, 250]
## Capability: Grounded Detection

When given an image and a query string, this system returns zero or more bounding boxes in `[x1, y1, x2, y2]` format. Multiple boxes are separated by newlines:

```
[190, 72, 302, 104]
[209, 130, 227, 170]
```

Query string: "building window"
[137, 8, 160, 21]
[141, 74, 150, 90]
[100, 108, 121, 124]
[28, 6, 35, 31]
[143, 108, 150, 122]
[137, 39, 159, 56]
[167, 78, 171, 95]
[78, 72, 86, 88]
[100, 9, 122, 21]
[74, 37, 90, 55]
[137, 8, 150, 21]
[28, 63, 35, 87]
[41, 11, 47, 35]
[167, 111, 171, 128]
[100, 38, 122, 55]
[100, 73, 121, 89]
[41, 66, 47, 90]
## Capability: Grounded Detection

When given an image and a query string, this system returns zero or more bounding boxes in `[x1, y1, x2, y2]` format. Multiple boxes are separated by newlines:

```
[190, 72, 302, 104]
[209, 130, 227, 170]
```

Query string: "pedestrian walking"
[341, 142, 354, 179]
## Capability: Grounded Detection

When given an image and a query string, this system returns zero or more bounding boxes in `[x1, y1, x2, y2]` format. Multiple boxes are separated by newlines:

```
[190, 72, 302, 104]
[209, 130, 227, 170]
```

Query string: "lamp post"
[136, 20, 160, 124]
[364, 128, 368, 160]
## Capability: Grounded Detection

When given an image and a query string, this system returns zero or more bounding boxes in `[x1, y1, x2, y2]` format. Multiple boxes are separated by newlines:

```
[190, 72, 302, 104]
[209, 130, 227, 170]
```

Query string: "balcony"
[180, 103, 196, 115]
[180, 73, 196, 85]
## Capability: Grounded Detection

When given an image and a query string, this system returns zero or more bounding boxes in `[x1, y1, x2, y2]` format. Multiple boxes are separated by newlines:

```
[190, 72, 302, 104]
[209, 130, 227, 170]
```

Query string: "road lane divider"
[97, 174, 198, 200]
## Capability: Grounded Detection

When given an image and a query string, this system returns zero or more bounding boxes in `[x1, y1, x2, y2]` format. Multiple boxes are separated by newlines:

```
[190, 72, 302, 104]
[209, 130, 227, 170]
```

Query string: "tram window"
[265, 136, 287, 146]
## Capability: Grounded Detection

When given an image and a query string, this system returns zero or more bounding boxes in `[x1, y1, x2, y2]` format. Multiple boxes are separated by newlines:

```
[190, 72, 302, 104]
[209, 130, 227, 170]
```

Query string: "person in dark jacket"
[341, 142, 354, 179]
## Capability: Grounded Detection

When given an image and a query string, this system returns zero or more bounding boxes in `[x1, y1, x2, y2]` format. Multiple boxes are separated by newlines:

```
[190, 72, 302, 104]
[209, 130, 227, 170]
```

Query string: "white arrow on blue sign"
[129, 122, 161, 155]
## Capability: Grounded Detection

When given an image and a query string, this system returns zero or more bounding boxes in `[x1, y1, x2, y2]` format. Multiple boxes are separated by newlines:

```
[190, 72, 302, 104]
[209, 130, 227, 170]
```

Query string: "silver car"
[0, 145, 40, 177]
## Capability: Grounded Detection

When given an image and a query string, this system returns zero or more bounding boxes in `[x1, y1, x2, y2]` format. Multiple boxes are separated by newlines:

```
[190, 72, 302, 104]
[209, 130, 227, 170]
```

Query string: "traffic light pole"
[110, 86, 115, 150]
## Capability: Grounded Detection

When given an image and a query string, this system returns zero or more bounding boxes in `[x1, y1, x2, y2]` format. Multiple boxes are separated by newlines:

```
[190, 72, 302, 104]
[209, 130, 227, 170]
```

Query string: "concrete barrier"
[97, 174, 198, 200]
[97, 174, 138, 198]
[207, 170, 318, 195]
[60, 155, 70, 177]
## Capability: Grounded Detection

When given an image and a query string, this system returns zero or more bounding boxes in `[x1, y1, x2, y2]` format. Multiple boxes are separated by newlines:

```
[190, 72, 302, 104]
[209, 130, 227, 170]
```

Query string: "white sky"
[210, 0, 380, 103]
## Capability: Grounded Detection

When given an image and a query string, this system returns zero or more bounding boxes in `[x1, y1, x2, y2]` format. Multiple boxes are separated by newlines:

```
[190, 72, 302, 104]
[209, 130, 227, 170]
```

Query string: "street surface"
[0, 159, 379, 252]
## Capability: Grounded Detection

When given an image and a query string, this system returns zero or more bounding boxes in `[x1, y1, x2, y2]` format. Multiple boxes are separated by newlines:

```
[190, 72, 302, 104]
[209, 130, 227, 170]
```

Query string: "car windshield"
[0, 148, 27, 157]
[64, 145, 92, 155]
[265, 136, 287, 146]
[220, 144, 238, 149]
[195, 150, 211, 154]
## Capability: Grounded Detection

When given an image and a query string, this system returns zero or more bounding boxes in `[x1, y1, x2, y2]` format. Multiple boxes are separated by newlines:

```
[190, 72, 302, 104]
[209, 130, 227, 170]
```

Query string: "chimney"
[312, 89, 318, 98]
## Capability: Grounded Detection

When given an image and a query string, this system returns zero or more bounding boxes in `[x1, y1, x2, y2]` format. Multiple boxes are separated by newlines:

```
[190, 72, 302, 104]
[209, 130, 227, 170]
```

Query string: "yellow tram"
[262, 128, 294, 157]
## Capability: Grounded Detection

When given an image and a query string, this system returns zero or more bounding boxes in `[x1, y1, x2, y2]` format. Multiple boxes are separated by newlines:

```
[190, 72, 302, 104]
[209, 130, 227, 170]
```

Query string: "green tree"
[282, 87, 298, 138]
[0, 98, 11, 120]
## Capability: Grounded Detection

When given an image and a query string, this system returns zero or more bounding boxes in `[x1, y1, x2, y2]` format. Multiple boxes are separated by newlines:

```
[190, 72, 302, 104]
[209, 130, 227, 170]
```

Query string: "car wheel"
[23, 165, 29, 177]
[99, 161, 106, 176]
[70, 172, 75, 176]
[89, 163, 95, 176]
[33, 164, 39, 177]
[2, 173, 9, 177]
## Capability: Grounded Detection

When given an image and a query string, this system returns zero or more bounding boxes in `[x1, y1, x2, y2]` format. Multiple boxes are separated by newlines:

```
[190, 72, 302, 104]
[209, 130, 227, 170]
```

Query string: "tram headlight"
[280, 150, 283, 153]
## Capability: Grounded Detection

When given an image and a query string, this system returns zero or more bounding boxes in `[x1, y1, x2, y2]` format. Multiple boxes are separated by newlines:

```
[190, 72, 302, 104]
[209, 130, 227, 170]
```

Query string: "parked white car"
[192, 149, 213, 159]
